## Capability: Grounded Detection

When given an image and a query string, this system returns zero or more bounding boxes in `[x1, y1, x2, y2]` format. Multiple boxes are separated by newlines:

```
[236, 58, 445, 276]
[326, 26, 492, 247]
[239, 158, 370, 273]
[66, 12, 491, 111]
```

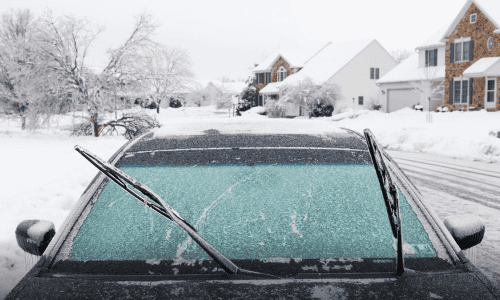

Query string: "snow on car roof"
[153, 118, 348, 139]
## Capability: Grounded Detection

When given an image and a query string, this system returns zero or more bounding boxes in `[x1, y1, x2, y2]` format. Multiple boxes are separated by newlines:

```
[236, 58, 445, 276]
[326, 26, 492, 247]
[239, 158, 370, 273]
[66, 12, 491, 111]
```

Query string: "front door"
[485, 77, 497, 109]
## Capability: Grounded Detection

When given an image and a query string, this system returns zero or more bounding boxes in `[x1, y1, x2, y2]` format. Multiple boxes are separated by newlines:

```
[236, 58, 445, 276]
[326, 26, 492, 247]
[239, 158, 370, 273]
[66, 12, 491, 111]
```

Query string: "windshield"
[68, 163, 437, 265]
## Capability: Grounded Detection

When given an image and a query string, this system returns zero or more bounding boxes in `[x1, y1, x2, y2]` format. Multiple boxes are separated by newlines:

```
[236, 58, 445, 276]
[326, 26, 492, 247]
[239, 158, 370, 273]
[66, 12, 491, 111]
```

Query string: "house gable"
[255, 55, 296, 94]
[444, 1, 500, 111]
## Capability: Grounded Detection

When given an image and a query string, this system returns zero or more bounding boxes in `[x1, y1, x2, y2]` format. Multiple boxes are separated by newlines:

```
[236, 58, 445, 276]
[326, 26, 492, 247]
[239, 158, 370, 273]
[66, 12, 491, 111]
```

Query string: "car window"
[68, 163, 437, 263]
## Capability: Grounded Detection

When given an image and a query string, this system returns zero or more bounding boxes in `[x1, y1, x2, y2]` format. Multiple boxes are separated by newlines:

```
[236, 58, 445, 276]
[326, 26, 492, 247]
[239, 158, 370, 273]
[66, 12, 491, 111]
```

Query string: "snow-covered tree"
[35, 11, 160, 135]
[210, 81, 233, 110]
[133, 45, 195, 113]
[240, 75, 258, 106]
[278, 77, 342, 117]
[0, 9, 65, 129]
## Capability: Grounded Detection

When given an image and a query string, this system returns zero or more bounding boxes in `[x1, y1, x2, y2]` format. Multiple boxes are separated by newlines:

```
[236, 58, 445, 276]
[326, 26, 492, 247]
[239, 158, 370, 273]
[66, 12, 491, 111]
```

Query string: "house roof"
[415, 22, 452, 50]
[463, 57, 500, 77]
[440, 0, 500, 42]
[253, 41, 330, 72]
[280, 39, 376, 85]
[376, 53, 445, 84]
[259, 82, 282, 95]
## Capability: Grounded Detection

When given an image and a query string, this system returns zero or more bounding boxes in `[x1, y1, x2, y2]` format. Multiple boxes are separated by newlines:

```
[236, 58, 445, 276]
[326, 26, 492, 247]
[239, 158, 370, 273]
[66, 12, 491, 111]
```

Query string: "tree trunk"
[91, 113, 99, 137]
[21, 115, 26, 130]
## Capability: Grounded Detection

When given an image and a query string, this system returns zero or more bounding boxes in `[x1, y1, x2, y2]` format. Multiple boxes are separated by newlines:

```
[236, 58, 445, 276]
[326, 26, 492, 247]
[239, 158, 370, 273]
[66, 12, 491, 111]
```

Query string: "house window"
[258, 73, 264, 85]
[258, 95, 263, 106]
[487, 79, 496, 103]
[453, 78, 469, 104]
[487, 37, 494, 51]
[425, 49, 438, 67]
[454, 38, 471, 62]
[277, 66, 287, 82]
[266, 72, 271, 84]
[470, 13, 477, 24]
[358, 96, 364, 105]
[370, 68, 379, 79]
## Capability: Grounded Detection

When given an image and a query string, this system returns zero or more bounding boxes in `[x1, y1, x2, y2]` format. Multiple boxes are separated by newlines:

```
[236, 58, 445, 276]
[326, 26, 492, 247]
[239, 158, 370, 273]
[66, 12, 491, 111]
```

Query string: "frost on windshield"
[68, 164, 436, 262]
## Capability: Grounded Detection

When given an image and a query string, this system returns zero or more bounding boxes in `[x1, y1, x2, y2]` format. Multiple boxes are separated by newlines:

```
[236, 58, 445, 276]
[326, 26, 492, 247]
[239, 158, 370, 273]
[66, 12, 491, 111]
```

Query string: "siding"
[329, 41, 398, 109]
[444, 3, 500, 111]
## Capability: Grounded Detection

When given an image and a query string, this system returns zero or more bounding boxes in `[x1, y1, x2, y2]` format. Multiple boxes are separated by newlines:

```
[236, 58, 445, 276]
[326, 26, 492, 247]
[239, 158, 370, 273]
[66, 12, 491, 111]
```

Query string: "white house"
[376, 23, 450, 113]
[256, 39, 397, 116]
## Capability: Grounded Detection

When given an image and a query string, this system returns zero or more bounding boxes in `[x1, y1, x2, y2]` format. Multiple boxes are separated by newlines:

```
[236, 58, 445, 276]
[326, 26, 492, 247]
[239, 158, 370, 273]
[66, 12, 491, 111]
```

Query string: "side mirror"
[15, 220, 56, 256]
[443, 215, 485, 250]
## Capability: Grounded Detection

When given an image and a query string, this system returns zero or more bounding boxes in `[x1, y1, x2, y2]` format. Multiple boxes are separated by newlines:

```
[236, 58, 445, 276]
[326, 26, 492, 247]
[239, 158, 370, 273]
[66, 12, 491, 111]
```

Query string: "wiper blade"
[75, 145, 279, 279]
[363, 129, 407, 276]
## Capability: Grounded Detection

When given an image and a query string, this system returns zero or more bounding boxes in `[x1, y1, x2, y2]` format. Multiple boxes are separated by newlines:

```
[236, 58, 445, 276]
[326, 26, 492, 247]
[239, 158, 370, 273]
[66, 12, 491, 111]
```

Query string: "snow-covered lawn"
[0, 105, 499, 298]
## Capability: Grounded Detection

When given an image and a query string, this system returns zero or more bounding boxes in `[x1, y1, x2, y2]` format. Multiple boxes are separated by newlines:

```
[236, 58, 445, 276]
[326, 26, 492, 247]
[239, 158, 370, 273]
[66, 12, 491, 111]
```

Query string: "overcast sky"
[2, 0, 464, 82]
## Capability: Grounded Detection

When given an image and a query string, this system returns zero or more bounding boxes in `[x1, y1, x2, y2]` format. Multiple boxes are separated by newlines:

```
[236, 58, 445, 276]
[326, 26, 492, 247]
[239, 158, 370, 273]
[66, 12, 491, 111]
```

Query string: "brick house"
[252, 42, 330, 108]
[442, 0, 500, 111]
[254, 40, 396, 116]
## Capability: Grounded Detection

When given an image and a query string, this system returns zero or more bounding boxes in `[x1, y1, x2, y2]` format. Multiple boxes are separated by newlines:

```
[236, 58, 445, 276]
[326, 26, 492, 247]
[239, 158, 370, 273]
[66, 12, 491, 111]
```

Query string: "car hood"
[9, 272, 499, 299]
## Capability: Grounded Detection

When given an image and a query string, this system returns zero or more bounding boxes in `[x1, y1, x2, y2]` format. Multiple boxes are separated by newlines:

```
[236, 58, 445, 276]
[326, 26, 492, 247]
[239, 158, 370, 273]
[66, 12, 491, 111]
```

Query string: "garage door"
[387, 89, 420, 112]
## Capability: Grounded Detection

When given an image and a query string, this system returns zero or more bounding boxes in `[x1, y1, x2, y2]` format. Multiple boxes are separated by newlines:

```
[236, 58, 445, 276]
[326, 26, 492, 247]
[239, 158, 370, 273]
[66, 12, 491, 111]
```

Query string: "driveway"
[386, 150, 500, 291]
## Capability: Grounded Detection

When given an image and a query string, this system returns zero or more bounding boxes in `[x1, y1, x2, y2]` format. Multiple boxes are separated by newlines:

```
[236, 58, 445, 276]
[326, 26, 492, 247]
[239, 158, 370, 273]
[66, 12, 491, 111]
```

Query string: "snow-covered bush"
[276, 78, 342, 118]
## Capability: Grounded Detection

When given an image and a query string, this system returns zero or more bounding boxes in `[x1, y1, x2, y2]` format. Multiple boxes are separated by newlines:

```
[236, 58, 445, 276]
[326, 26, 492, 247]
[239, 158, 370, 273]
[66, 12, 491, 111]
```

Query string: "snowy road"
[386, 150, 500, 290]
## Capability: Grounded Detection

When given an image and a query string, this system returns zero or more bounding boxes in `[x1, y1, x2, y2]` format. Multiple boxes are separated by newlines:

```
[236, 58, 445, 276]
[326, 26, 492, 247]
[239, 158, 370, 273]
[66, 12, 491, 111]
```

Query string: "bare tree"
[410, 66, 445, 112]
[391, 49, 413, 64]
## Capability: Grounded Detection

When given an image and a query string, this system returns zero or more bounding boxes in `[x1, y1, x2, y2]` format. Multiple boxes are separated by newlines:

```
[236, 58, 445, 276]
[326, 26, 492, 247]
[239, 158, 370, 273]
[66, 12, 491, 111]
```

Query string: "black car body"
[7, 123, 499, 299]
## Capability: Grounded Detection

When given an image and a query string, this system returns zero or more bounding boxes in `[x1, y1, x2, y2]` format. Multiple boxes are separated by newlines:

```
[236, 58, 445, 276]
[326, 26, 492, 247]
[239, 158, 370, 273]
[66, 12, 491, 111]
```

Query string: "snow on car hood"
[153, 118, 348, 138]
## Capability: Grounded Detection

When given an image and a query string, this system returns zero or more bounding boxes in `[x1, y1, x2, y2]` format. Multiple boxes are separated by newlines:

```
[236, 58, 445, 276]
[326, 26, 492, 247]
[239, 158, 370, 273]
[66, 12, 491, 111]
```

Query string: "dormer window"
[470, 13, 477, 24]
[277, 66, 287, 82]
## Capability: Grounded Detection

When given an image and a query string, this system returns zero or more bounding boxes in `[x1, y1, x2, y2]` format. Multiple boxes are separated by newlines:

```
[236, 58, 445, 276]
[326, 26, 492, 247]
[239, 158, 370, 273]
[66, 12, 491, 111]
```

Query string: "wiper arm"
[75, 145, 279, 279]
[363, 130, 407, 276]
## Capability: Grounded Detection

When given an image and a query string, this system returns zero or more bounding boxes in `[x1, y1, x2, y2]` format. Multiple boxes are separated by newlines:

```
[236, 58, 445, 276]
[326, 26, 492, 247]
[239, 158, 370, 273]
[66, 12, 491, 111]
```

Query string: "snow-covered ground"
[0, 105, 499, 298]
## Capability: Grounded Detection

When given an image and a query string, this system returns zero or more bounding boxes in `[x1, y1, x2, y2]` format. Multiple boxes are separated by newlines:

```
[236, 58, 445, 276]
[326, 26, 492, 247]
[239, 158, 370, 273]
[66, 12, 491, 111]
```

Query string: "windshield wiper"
[363, 129, 417, 276]
[75, 145, 279, 279]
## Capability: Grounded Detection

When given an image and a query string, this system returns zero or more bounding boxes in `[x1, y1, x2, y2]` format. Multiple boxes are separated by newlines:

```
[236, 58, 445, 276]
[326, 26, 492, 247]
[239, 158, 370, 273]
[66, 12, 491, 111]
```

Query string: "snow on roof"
[415, 22, 452, 50]
[463, 57, 500, 77]
[377, 53, 445, 84]
[441, 0, 500, 42]
[253, 41, 330, 72]
[259, 82, 282, 95]
[280, 39, 375, 85]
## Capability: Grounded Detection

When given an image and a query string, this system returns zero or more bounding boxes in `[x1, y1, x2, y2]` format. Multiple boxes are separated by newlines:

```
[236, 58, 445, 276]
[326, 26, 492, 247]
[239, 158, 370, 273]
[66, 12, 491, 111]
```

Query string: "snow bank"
[335, 109, 500, 163]
[0, 130, 126, 299]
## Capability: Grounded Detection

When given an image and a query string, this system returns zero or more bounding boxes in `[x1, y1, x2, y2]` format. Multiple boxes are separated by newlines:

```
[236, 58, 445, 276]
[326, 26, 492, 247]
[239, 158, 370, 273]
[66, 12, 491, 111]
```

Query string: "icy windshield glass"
[68, 163, 436, 263]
